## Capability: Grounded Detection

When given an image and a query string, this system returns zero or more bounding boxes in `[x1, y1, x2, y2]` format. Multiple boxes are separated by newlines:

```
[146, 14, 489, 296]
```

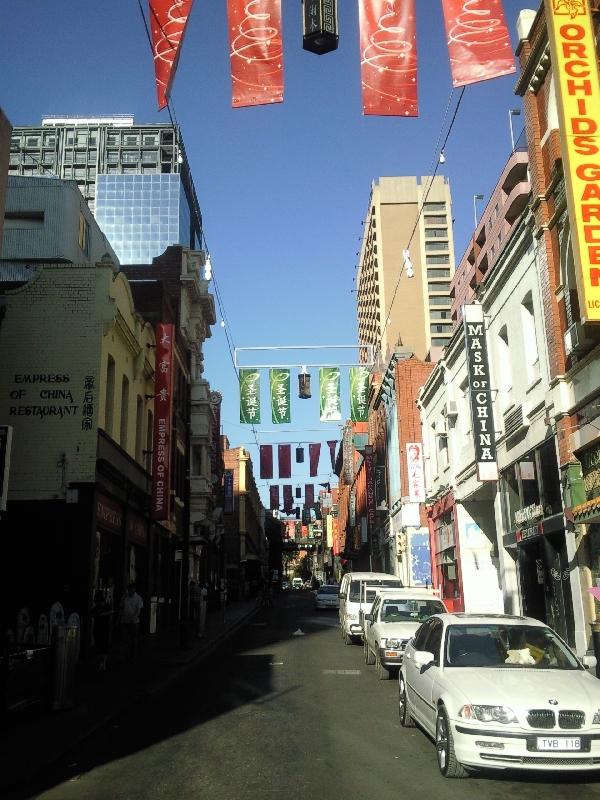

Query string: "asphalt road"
[13, 591, 600, 800]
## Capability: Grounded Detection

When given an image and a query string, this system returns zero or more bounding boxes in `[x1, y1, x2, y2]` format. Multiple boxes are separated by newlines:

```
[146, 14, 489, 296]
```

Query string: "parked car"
[338, 572, 403, 645]
[314, 584, 340, 611]
[399, 612, 599, 778]
[291, 577, 303, 590]
[363, 590, 447, 680]
[281, 580, 290, 591]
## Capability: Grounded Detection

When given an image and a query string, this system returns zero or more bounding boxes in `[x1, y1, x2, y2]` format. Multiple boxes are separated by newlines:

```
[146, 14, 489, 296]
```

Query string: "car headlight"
[593, 709, 600, 725]
[384, 638, 400, 649]
[459, 704, 517, 724]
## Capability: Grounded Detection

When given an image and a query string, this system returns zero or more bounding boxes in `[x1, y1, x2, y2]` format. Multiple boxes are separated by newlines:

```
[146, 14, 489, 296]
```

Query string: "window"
[424, 202, 446, 212]
[107, 133, 120, 146]
[430, 310, 450, 319]
[429, 296, 452, 306]
[437, 427, 449, 468]
[106, 150, 119, 163]
[427, 268, 450, 278]
[423, 215, 446, 225]
[135, 396, 144, 463]
[428, 282, 450, 292]
[424, 619, 443, 663]
[425, 228, 448, 238]
[25, 135, 40, 147]
[105, 356, 115, 437]
[426, 255, 450, 264]
[425, 241, 448, 251]
[521, 293, 539, 383]
[120, 376, 130, 449]
[78, 213, 90, 256]
[122, 151, 139, 163]
[74, 151, 86, 164]
[124, 134, 140, 146]
[76, 132, 88, 147]
[431, 337, 449, 347]
[496, 326, 512, 408]
[4, 211, 44, 230]
[431, 323, 450, 334]
[143, 134, 159, 146]
[146, 410, 153, 473]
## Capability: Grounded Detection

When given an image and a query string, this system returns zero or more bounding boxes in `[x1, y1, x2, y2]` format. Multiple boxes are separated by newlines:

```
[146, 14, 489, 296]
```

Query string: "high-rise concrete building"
[8, 116, 202, 264]
[356, 176, 455, 362]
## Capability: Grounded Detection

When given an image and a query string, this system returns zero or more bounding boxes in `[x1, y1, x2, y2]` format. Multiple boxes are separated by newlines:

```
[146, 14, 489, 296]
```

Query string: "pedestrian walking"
[92, 590, 113, 671]
[119, 583, 143, 660]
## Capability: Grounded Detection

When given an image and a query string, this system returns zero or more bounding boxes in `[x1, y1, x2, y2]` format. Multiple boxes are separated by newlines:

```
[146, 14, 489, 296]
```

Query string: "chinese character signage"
[152, 322, 174, 520]
[406, 442, 425, 503]
[349, 366, 369, 422]
[269, 368, 291, 424]
[463, 304, 498, 481]
[320, 368, 341, 421]
[239, 369, 261, 424]
[302, 0, 338, 55]
[224, 469, 234, 514]
[545, 0, 600, 322]
[364, 444, 376, 525]
[375, 465, 387, 510]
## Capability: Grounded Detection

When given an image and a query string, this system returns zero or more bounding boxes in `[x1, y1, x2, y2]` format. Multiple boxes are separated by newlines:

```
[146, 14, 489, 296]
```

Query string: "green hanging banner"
[239, 369, 260, 424]
[270, 368, 291, 424]
[319, 367, 341, 422]
[349, 366, 369, 422]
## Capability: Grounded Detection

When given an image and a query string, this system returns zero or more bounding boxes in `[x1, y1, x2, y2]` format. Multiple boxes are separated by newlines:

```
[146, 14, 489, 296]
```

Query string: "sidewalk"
[0, 597, 259, 795]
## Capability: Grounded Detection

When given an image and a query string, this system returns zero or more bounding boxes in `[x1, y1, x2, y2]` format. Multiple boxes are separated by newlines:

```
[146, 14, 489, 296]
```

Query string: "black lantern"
[298, 368, 312, 399]
[295, 507, 301, 519]
[295, 486, 302, 499]
[302, 0, 338, 56]
[296, 446, 305, 463]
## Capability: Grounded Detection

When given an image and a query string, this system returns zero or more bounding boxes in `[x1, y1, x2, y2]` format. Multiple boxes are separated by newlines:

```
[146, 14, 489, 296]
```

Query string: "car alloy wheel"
[398, 677, 414, 727]
[435, 706, 467, 779]
[364, 640, 375, 665]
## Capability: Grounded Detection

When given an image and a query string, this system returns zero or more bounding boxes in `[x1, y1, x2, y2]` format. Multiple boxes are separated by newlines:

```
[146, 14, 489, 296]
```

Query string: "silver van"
[338, 571, 403, 644]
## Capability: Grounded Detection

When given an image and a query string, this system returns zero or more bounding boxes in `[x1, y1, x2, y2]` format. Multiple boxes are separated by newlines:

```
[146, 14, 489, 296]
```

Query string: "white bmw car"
[399, 613, 600, 778]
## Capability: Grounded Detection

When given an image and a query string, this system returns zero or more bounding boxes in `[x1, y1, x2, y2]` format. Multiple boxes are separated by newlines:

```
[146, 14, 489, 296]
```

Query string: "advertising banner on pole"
[269, 368, 291, 424]
[149, 0, 194, 110]
[358, 0, 418, 116]
[349, 366, 370, 422]
[260, 445, 273, 479]
[544, 0, 600, 323]
[152, 322, 175, 520]
[239, 369, 260, 424]
[226, 0, 284, 107]
[440, 0, 515, 88]
[319, 368, 341, 421]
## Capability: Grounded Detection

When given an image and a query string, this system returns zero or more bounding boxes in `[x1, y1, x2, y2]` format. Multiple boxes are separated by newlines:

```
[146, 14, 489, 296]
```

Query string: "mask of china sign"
[269, 368, 291, 424]
[463, 304, 498, 481]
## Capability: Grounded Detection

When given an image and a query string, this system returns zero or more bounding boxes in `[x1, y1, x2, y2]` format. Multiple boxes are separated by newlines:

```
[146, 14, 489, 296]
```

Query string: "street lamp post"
[509, 108, 522, 152]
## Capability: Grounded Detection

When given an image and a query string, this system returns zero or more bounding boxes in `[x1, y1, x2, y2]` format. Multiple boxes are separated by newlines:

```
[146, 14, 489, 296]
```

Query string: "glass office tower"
[8, 117, 202, 264]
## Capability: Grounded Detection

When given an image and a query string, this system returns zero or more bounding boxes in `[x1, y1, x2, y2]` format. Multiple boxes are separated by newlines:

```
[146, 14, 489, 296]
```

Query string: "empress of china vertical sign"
[152, 322, 175, 520]
[463, 304, 498, 481]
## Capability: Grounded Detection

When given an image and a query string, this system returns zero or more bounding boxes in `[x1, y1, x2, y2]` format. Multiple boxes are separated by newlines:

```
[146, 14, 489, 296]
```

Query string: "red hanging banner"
[149, 0, 194, 110]
[358, 0, 418, 116]
[269, 484, 280, 511]
[260, 445, 273, 479]
[327, 440, 337, 471]
[283, 484, 294, 513]
[278, 444, 291, 479]
[309, 443, 321, 477]
[152, 323, 175, 520]
[305, 484, 315, 509]
[226, 0, 284, 108]
[440, 0, 515, 88]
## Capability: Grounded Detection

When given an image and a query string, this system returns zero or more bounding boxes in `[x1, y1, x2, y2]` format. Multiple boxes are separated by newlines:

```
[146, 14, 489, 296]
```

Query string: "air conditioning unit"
[564, 322, 596, 356]
[444, 400, 458, 419]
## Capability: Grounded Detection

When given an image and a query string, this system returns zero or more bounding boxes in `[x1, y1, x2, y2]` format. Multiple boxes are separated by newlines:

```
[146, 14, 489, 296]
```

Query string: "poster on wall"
[406, 442, 425, 502]
[409, 530, 432, 586]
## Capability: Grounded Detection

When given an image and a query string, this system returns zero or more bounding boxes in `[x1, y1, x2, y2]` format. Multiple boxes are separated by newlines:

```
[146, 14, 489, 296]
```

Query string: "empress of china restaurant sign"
[463, 304, 498, 481]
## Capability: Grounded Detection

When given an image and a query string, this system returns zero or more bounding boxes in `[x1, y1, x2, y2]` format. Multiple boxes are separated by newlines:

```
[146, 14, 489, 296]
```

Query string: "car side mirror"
[339, 592, 346, 600]
[583, 654, 597, 670]
[413, 649, 435, 669]
[365, 613, 373, 622]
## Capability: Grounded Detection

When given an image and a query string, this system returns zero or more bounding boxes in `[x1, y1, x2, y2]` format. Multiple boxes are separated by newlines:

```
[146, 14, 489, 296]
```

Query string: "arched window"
[496, 326, 512, 408]
[104, 355, 115, 437]
[520, 292, 539, 383]
[120, 375, 129, 449]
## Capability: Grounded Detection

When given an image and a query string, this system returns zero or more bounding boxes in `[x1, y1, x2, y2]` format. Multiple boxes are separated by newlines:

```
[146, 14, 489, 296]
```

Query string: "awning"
[570, 497, 600, 525]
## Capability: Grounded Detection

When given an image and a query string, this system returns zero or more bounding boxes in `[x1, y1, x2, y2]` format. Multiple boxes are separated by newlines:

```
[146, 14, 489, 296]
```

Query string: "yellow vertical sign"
[545, 0, 600, 322]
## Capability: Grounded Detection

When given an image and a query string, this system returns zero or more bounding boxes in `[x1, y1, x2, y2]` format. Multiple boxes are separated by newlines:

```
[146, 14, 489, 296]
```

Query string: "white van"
[338, 572, 403, 644]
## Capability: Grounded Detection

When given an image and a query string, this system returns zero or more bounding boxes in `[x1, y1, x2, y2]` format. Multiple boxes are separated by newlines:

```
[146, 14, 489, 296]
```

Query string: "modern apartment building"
[8, 116, 202, 264]
[0, 108, 12, 257]
[356, 176, 455, 363]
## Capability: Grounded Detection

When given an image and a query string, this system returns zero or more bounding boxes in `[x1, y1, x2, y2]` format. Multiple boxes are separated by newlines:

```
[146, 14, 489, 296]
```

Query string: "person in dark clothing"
[92, 591, 113, 671]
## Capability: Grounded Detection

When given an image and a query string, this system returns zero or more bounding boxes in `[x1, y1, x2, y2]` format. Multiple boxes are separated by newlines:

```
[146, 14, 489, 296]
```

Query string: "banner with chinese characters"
[349, 366, 369, 422]
[269, 484, 279, 511]
[269, 368, 291, 424]
[440, 0, 515, 88]
[226, 0, 284, 108]
[239, 369, 260, 424]
[319, 368, 341, 421]
[150, 0, 195, 110]
[358, 0, 418, 116]
[327, 440, 337, 470]
[309, 443, 321, 476]
[152, 322, 175, 520]
[364, 444, 376, 525]
[278, 444, 291, 478]
[283, 484, 294, 513]
[406, 442, 425, 502]
[305, 483, 315, 508]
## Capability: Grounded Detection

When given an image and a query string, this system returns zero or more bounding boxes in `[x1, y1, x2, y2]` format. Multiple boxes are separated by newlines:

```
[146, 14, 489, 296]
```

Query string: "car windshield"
[348, 579, 403, 602]
[318, 586, 339, 595]
[381, 598, 445, 623]
[444, 624, 581, 670]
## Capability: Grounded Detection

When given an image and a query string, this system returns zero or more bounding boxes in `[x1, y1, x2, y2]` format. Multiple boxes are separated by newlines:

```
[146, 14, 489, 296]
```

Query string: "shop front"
[428, 493, 464, 612]
[500, 439, 575, 646]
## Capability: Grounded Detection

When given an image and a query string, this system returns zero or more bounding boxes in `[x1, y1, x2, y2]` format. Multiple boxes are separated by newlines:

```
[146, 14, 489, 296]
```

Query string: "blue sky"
[1, 0, 536, 506]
